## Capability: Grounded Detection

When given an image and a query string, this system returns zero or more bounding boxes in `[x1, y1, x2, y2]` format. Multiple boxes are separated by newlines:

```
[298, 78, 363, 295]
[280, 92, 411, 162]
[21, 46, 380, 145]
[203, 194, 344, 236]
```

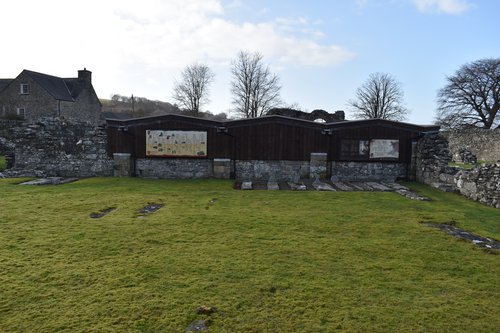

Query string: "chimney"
[78, 68, 92, 84]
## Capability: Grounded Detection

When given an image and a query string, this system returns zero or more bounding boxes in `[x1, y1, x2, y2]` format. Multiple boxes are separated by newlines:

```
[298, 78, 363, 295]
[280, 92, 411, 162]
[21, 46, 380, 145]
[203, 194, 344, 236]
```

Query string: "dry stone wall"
[455, 163, 500, 208]
[0, 118, 113, 178]
[416, 133, 456, 188]
[416, 133, 500, 208]
[443, 128, 500, 162]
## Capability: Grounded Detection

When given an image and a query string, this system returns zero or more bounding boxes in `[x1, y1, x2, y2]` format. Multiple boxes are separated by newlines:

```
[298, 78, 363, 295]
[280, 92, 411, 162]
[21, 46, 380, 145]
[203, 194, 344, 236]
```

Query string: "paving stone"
[395, 189, 431, 201]
[380, 182, 409, 191]
[288, 182, 307, 190]
[18, 177, 79, 185]
[366, 182, 392, 191]
[331, 181, 354, 191]
[423, 222, 500, 250]
[312, 181, 336, 191]
[349, 182, 373, 191]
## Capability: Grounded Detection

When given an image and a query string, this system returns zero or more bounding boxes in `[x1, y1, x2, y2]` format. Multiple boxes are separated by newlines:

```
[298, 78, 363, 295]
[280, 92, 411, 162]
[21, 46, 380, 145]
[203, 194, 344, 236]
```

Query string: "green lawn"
[0, 178, 499, 332]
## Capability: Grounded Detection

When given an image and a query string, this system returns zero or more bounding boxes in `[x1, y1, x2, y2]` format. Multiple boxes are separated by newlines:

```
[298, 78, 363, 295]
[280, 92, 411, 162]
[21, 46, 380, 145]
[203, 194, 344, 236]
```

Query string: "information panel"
[146, 130, 207, 157]
[369, 139, 399, 159]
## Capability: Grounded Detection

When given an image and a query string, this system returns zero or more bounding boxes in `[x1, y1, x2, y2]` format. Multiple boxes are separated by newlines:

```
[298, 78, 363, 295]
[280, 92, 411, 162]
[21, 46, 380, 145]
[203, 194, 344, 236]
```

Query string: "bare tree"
[230, 51, 282, 118]
[173, 64, 214, 117]
[436, 58, 500, 129]
[348, 73, 408, 121]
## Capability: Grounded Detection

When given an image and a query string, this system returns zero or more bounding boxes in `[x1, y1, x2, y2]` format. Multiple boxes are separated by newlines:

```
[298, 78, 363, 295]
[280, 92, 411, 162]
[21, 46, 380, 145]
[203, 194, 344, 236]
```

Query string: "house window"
[20, 83, 30, 95]
[16, 108, 26, 118]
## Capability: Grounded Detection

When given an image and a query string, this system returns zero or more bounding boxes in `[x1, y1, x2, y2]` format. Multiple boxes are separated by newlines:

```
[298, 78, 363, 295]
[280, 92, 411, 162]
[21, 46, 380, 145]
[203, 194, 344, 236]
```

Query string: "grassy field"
[0, 178, 499, 332]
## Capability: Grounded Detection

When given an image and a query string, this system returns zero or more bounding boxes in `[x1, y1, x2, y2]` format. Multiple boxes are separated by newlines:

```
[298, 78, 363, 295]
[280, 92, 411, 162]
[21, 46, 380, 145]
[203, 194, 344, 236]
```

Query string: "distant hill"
[101, 94, 229, 121]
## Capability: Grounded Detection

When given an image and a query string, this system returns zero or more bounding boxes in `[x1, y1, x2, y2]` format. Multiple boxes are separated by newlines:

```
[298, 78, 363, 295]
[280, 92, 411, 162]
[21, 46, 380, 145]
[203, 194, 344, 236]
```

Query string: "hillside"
[101, 94, 229, 121]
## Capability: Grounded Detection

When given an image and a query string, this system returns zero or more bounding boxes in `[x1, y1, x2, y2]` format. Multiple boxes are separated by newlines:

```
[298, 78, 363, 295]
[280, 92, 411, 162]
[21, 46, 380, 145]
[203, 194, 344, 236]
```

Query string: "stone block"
[113, 153, 133, 177]
[213, 158, 232, 179]
[310, 152, 328, 179]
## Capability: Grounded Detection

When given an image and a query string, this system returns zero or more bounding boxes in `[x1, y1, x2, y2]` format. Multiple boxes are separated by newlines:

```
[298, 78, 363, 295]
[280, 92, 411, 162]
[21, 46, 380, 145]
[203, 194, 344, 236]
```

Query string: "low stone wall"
[443, 128, 500, 162]
[135, 158, 213, 178]
[0, 118, 113, 178]
[235, 160, 310, 181]
[331, 161, 408, 181]
[454, 163, 500, 208]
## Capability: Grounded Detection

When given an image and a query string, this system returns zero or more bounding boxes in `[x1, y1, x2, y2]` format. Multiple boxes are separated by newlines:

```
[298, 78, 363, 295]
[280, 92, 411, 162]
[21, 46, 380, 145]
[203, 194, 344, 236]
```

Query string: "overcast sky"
[1, 0, 498, 124]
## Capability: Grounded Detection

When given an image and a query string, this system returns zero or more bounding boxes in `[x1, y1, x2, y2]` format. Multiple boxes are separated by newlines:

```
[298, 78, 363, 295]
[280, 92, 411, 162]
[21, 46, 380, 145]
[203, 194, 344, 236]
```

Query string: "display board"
[146, 130, 207, 157]
[369, 139, 399, 159]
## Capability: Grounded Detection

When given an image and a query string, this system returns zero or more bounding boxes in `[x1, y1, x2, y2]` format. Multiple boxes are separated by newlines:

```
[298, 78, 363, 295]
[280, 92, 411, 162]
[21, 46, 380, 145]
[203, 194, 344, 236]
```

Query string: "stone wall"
[235, 160, 310, 181]
[455, 163, 500, 208]
[331, 161, 408, 181]
[0, 118, 113, 178]
[443, 128, 500, 162]
[416, 133, 455, 187]
[135, 158, 213, 178]
[266, 108, 345, 122]
[416, 133, 500, 208]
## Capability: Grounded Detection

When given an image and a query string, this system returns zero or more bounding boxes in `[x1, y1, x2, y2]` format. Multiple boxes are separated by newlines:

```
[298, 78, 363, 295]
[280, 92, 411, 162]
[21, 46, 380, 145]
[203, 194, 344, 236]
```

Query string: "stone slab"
[288, 182, 307, 191]
[267, 181, 280, 190]
[241, 181, 253, 190]
[349, 182, 373, 191]
[331, 181, 354, 191]
[366, 182, 392, 191]
[313, 182, 336, 191]
[19, 177, 79, 185]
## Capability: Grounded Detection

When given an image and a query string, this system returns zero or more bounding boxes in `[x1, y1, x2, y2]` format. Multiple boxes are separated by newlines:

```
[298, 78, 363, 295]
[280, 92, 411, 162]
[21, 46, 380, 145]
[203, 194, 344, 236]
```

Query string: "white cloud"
[0, 0, 353, 106]
[0, 0, 352, 71]
[411, 0, 472, 14]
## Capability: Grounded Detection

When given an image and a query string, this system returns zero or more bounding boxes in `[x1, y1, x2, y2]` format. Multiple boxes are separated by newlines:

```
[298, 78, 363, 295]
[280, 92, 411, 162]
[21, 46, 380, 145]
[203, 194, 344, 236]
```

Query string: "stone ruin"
[458, 148, 477, 164]
[417, 133, 500, 208]
[266, 108, 345, 122]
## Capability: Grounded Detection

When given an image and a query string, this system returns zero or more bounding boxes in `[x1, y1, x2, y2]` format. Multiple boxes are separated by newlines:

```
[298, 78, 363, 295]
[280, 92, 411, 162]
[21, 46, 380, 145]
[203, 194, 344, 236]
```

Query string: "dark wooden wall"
[107, 115, 438, 163]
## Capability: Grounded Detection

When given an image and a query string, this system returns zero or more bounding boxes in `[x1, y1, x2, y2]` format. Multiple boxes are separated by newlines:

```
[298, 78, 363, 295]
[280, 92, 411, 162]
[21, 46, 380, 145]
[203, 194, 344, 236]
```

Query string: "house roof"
[106, 113, 440, 133]
[22, 70, 75, 102]
[0, 79, 13, 93]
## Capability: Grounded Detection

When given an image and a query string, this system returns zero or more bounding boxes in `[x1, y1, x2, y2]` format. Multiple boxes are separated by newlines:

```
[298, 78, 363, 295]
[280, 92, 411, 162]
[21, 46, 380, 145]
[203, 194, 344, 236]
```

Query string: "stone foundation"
[235, 160, 310, 181]
[331, 161, 408, 181]
[135, 158, 212, 178]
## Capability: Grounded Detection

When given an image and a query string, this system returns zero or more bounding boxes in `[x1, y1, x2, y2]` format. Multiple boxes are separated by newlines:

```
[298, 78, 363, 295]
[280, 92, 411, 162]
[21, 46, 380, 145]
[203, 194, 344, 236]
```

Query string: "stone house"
[0, 68, 101, 125]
